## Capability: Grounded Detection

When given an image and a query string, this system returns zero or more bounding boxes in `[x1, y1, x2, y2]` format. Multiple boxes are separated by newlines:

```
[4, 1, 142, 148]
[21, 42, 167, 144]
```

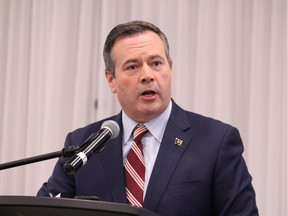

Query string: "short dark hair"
[103, 20, 172, 77]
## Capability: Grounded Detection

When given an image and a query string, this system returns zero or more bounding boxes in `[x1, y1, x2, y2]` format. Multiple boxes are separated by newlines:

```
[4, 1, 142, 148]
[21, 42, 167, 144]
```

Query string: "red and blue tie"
[124, 124, 148, 207]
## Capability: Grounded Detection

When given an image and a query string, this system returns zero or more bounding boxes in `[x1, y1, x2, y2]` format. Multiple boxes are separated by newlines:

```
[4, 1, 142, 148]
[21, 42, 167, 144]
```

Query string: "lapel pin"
[174, 138, 183, 147]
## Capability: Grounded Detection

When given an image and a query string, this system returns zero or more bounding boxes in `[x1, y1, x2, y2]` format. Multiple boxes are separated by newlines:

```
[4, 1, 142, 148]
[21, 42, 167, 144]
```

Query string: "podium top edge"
[0, 196, 159, 216]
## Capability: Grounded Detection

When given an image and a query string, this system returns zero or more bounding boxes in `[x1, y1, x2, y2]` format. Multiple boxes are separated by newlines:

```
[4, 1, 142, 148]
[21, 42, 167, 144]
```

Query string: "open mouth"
[142, 90, 156, 96]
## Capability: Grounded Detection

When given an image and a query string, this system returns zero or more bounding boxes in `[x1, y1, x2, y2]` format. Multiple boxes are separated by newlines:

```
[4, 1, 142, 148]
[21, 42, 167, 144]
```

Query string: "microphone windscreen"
[101, 120, 120, 139]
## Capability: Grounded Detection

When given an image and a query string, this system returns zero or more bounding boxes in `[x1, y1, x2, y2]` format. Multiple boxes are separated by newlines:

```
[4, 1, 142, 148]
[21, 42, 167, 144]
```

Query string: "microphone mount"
[0, 146, 80, 171]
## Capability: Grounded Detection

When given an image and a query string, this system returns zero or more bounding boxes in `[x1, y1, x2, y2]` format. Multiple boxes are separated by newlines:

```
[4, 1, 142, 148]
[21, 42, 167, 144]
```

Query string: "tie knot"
[133, 124, 148, 142]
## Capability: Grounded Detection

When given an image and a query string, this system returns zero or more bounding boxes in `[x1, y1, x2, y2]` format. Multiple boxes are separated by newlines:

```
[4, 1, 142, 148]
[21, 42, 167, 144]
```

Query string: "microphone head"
[101, 120, 120, 139]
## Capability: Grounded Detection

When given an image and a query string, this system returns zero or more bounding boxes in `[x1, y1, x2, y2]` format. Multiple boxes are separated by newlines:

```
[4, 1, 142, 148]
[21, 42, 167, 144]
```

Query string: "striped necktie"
[124, 124, 148, 207]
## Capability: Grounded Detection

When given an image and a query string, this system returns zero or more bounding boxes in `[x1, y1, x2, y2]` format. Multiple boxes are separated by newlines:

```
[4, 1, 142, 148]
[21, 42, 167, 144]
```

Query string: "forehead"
[112, 31, 166, 58]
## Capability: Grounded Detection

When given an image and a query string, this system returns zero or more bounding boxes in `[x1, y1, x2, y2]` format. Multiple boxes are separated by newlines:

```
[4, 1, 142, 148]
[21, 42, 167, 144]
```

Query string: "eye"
[154, 61, 161, 66]
[126, 64, 139, 71]
[151, 61, 163, 69]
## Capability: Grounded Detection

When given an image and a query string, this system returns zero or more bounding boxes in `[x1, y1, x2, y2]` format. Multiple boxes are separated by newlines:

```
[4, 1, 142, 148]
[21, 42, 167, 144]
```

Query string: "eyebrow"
[148, 54, 165, 61]
[122, 54, 165, 66]
[123, 59, 138, 66]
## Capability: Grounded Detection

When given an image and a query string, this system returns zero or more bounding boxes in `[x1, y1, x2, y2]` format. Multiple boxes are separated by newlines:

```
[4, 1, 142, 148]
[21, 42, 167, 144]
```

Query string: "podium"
[0, 196, 159, 216]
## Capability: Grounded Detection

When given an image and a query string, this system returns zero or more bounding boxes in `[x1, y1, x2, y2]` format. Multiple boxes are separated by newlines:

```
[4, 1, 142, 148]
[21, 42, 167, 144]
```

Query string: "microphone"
[63, 120, 120, 175]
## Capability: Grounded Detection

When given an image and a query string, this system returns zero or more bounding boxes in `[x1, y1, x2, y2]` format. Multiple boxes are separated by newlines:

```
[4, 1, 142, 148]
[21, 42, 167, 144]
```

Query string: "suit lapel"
[99, 115, 127, 203]
[143, 102, 196, 211]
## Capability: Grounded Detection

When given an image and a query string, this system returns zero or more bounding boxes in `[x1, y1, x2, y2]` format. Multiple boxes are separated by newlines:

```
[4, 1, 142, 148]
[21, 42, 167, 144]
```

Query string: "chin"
[133, 102, 165, 121]
[140, 109, 163, 122]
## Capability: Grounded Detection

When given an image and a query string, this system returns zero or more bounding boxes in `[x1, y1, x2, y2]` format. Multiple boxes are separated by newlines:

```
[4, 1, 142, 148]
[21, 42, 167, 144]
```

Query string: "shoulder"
[171, 100, 235, 131]
[170, 100, 241, 147]
[171, 102, 244, 155]
[187, 110, 234, 130]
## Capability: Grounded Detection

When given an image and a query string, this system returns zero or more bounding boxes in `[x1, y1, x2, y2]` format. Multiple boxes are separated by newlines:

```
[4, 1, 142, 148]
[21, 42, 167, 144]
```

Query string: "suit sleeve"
[213, 127, 258, 216]
[37, 132, 76, 198]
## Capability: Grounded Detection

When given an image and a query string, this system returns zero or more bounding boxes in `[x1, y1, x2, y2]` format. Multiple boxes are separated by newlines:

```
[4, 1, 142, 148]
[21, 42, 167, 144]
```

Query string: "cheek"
[114, 81, 130, 96]
[115, 85, 134, 108]
[159, 73, 172, 90]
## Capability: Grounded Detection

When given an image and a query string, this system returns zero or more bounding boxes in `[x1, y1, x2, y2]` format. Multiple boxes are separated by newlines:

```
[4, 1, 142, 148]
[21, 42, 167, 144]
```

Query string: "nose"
[140, 65, 154, 84]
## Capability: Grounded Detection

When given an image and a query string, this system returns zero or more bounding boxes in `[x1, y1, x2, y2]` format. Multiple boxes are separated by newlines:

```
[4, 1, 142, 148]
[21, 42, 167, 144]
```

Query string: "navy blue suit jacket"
[37, 101, 258, 216]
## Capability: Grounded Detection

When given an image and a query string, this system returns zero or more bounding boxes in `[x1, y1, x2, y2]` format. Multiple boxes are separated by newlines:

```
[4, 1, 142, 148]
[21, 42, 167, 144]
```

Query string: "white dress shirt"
[122, 100, 172, 199]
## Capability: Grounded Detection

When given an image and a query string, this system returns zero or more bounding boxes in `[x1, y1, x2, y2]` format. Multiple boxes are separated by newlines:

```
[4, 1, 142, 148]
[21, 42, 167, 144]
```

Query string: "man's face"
[105, 31, 172, 123]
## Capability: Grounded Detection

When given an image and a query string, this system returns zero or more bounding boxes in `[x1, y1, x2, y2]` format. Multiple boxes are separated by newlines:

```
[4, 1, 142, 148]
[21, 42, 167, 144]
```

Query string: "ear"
[169, 60, 173, 69]
[105, 71, 116, 93]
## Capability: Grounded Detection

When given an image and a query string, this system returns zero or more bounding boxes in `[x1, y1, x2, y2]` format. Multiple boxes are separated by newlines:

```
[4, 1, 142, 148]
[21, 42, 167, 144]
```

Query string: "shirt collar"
[122, 100, 172, 144]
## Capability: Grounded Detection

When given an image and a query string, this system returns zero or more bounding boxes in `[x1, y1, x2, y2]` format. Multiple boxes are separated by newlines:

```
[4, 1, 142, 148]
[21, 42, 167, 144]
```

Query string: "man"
[37, 20, 258, 215]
